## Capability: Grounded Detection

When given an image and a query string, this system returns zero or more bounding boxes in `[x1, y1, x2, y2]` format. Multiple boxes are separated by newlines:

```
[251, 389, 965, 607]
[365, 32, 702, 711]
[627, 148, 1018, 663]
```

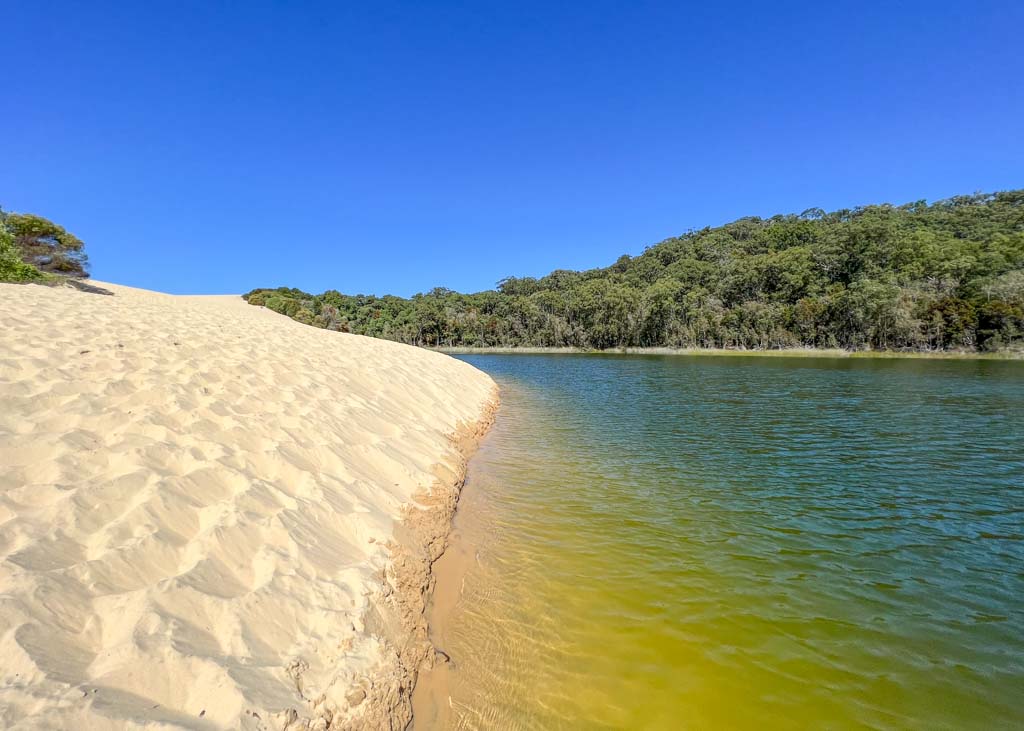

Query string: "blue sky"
[2, 1, 1022, 295]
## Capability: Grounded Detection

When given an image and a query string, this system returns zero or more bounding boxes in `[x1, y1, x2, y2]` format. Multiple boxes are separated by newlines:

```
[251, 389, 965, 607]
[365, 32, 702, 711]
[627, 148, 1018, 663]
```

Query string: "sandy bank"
[0, 281, 497, 730]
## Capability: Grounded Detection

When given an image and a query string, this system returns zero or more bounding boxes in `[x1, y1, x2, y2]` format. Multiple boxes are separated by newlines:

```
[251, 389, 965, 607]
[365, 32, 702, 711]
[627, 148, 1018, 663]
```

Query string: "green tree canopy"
[245, 190, 1024, 353]
[1, 211, 89, 279]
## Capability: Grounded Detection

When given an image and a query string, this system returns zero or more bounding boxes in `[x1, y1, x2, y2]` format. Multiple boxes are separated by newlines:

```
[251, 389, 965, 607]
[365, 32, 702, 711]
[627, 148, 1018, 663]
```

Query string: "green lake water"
[437, 354, 1024, 730]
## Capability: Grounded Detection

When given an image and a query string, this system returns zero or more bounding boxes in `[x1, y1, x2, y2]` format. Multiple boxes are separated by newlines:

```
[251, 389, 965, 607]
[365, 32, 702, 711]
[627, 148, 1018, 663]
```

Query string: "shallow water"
[433, 354, 1024, 730]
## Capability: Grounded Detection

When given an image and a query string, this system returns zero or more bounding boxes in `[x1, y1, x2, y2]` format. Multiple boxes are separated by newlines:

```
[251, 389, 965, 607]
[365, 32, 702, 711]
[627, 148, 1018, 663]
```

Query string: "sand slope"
[0, 282, 496, 730]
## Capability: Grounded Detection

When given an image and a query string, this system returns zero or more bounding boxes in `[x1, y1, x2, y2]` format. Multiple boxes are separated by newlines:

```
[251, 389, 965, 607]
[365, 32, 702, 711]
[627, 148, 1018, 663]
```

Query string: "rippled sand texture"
[438, 354, 1024, 730]
[0, 282, 495, 730]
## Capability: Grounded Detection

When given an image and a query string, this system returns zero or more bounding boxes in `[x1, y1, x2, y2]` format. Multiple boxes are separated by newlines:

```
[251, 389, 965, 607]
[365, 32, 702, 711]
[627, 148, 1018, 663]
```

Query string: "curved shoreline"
[406, 423, 498, 731]
[356, 389, 500, 730]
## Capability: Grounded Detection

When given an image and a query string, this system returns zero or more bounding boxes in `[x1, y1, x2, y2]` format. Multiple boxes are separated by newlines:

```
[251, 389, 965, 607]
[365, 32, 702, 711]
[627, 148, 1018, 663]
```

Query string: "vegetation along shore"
[243, 190, 1024, 356]
[432, 346, 1022, 360]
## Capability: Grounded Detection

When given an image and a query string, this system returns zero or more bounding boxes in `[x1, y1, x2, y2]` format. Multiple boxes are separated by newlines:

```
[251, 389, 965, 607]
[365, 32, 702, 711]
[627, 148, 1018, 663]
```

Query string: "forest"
[245, 189, 1020, 352]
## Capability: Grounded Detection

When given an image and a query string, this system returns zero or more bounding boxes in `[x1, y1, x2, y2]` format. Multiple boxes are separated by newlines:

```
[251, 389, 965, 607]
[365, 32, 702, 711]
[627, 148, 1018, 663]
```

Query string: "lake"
[423, 354, 1024, 730]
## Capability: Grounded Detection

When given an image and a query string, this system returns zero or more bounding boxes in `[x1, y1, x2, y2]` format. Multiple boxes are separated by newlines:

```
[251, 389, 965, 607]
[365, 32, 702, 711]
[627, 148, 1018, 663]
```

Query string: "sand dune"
[0, 282, 497, 730]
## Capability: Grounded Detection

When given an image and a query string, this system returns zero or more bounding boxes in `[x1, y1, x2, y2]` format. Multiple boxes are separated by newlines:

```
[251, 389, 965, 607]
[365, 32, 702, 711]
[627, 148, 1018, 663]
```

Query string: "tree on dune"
[3, 212, 89, 278]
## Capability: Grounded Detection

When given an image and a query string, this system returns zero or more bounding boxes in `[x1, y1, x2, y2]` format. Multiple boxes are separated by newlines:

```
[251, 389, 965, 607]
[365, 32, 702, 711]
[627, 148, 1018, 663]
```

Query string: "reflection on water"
[433, 355, 1024, 730]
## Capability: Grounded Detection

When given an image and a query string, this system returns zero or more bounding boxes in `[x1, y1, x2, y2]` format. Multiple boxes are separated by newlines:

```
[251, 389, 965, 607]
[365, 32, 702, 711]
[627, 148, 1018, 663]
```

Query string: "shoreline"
[433, 346, 1024, 361]
[407, 392, 505, 729]
[361, 389, 500, 730]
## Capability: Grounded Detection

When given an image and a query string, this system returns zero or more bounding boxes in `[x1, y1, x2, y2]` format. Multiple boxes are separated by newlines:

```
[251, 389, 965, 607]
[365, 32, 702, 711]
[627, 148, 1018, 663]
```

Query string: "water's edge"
[408, 465, 489, 729]
[360, 387, 500, 730]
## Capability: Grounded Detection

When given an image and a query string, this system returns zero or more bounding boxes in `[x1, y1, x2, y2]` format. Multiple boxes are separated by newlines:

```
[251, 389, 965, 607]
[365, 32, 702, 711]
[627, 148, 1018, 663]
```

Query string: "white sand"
[0, 282, 496, 730]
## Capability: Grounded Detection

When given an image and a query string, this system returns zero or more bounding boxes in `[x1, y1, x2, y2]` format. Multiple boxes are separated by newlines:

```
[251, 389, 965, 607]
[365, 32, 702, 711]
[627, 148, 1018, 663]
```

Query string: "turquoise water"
[438, 354, 1024, 730]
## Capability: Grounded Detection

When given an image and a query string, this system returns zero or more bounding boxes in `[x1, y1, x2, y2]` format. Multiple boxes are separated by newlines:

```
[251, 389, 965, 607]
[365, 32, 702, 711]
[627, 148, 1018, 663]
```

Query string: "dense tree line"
[246, 191, 1024, 352]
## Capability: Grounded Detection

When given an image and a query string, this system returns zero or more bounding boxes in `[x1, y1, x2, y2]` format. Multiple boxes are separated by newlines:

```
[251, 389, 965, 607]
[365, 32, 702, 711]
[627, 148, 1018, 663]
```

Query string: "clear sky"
[2, 1, 1022, 296]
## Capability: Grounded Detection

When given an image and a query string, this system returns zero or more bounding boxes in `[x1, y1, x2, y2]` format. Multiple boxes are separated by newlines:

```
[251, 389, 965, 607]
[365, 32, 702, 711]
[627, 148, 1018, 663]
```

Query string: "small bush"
[0, 229, 44, 282]
[265, 295, 304, 318]
[294, 308, 316, 325]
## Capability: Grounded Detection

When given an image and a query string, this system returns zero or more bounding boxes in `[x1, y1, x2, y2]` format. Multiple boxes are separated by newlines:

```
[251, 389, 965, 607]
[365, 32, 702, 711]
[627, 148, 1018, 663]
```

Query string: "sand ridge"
[0, 282, 496, 730]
